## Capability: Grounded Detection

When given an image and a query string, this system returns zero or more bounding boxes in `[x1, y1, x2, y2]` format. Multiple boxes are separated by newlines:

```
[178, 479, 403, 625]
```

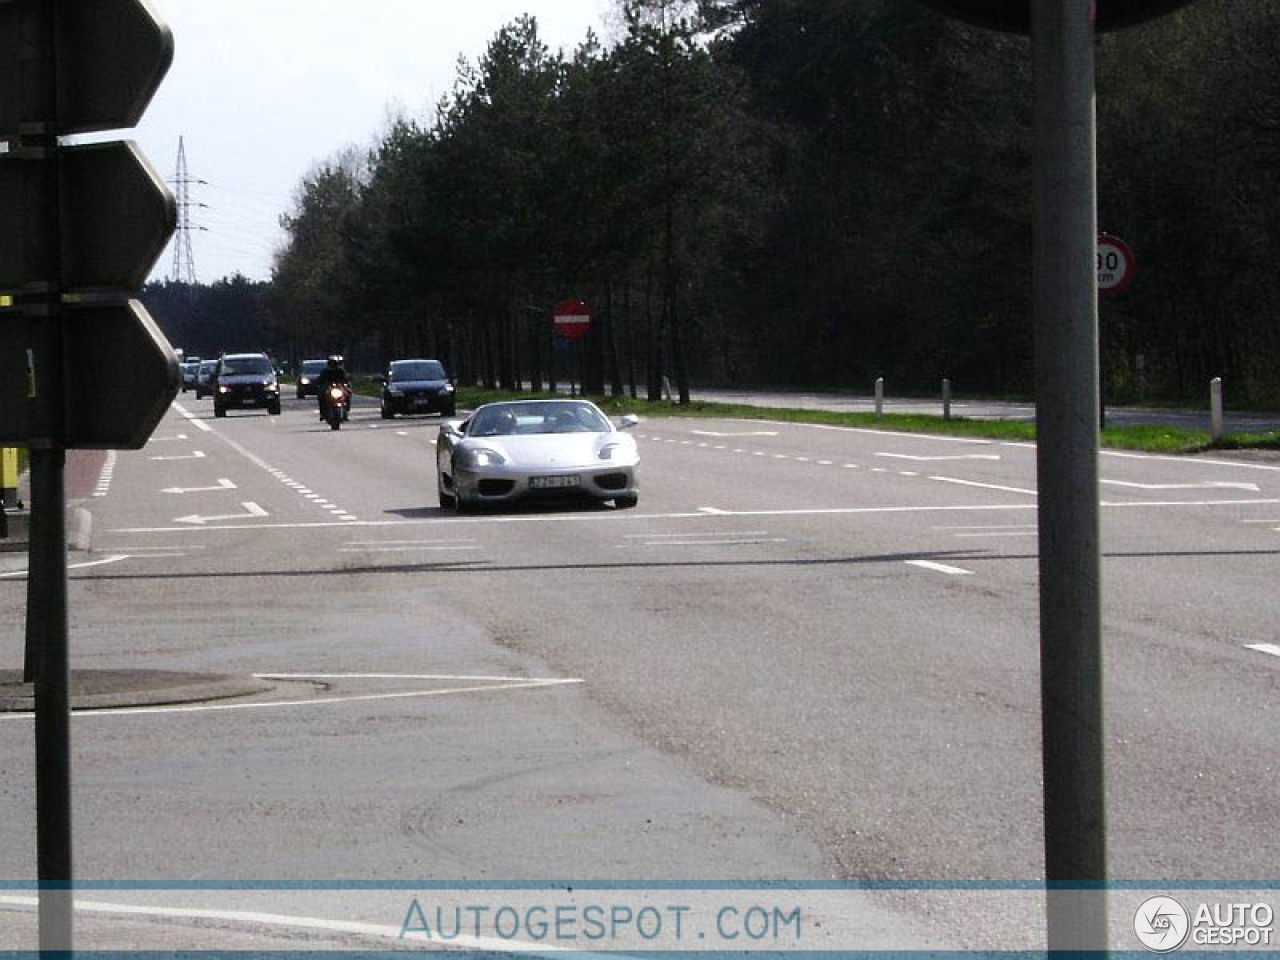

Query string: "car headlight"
[442, 383, 455, 393]
[218, 385, 230, 394]
[459, 447, 506, 468]
[300, 377, 311, 385]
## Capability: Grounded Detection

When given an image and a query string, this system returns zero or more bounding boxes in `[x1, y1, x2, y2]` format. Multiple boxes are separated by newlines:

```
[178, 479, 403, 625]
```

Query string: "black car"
[380, 359, 455, 418]
[295, 359, 328, 399]
[213, 353, 282, 417]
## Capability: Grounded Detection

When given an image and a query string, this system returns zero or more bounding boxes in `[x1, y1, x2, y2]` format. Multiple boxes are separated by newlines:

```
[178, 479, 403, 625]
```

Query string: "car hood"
[220, 374, 275, 386]
[388, 379, 448, 391]
[465, 433, 636, 468]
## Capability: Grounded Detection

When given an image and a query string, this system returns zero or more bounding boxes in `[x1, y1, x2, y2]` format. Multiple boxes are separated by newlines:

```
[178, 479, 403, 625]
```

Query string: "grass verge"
[450, 388, 1279, 455]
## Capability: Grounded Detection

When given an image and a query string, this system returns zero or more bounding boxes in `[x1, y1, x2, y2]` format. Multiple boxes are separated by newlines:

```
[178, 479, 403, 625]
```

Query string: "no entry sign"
[553, 299, 590, 341]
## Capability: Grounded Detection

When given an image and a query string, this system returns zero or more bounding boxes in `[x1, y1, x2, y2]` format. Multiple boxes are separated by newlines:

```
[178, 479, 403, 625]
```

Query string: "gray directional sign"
[0, 0, 174, 136]
[0, 142, 176, 290]
[0, 301, 180, 448]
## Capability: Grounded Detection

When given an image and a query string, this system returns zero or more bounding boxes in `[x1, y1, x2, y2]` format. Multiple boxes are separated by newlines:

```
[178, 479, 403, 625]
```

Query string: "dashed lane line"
[905, 560, 975, 576]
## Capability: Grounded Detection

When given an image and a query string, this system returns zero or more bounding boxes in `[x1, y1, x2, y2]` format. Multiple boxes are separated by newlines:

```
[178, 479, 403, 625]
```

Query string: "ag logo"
[1135, 896, 1191, 952]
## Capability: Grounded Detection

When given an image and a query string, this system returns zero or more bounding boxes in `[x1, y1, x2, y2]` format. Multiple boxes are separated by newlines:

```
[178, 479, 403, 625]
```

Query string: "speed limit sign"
[1097, 234, 1135, 294]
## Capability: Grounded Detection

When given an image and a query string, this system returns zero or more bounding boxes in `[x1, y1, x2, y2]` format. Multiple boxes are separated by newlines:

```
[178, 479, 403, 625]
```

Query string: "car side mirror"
[618, 414, 640, 430]
[441, 420, 463, 437]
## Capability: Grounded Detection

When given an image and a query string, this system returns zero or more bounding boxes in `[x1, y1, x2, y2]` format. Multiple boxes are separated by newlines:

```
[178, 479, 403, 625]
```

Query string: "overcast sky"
[132, 1, 610, 286]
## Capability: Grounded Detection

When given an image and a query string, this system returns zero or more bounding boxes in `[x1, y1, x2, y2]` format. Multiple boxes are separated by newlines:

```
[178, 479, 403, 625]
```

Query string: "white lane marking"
[174, 502, 268, 526]
[107, 498, 1280, 534]
[0, 894, 565, 956]
[626, 531, 768, 539]
[171, 401, 213, 432]
[149, 450, 205, 461]
[340, 545, 481, 553]
[93, 451, 118, 498]
[906, 560, 975, 576]
[0, 678, 584, 721]
[898, 471, 919, 477]
[930, 475, 1038, 496]
[0, 555, 130, 580]
[935, 524, 1036, 530]
[396, 430, 409, 436]
[690, 430, 779, 437]
[1101, 479, 1260, 492]
[638, 538, 787, 547]
[1245, 644, 1280, 658]
[346, 539, 478, 546]
[876, 453, 1001, 462]
[818, 460, 833, 465]
[954, 531, 1037, 538]
[161, 478, 237, 494]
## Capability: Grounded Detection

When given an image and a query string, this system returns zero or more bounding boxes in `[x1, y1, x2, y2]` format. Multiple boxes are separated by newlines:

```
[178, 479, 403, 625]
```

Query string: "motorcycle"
[323, 384, 351, 430]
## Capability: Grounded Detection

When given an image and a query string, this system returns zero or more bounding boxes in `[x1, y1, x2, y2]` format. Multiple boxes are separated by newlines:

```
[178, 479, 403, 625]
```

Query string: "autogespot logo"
[1135, 896, 1191, 953]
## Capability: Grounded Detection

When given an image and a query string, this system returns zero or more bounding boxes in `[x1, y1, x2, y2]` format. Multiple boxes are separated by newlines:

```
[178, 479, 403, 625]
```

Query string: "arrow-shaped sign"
[875, 453, 1001, 461]
[162, 478, 236, 495]
[175, 502, 268, 525]
[1101, 479, 1260, 492]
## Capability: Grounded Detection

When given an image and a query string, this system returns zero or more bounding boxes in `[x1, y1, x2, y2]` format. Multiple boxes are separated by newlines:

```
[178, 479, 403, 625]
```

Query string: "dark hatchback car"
[213, 352, 282, 417]
[295, 359, 328, 399]
[380, 359, 455, 418]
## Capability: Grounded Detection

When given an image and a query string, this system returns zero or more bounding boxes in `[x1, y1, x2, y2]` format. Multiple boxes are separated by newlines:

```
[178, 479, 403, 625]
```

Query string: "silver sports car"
[437, 399, 640, 512]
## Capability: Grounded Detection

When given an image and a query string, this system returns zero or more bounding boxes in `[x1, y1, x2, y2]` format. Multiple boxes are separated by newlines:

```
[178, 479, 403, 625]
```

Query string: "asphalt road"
[2, 391, 1278, 950]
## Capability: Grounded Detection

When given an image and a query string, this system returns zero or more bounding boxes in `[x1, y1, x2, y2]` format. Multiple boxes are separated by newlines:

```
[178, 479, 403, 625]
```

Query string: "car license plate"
[530, 475, 580, 489]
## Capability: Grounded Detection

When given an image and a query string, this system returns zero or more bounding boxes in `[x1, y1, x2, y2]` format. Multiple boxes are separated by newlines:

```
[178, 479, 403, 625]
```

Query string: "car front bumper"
[453, 463, 638, 505]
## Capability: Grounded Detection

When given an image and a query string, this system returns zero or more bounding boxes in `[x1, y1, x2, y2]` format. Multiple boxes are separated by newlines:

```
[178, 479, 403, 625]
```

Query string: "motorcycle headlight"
[460, 447, 506, 468]
[329, 387, 345, 399]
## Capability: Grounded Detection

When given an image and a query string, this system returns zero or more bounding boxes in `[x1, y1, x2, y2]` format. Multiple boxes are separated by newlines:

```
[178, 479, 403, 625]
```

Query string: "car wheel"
[214, 404, 226, 418]
[381, 404, 394, 420]
[438, 474, 455, 508]
[614, 494, 638, 510]
[269, 400, 281, 415]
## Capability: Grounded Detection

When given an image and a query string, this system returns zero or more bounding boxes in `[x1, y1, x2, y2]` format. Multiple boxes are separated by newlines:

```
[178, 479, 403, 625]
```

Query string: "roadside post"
[0, 0, 178, 951]
[942, 378, 952, 420]
[1, 447, 17, 508]
[553, 299, 590, 398]
[1210, 377, 1224, 442]
[914, 0, 1197, 951]
[1097, 233, 1135, 429]
[874, 377, 884, 419]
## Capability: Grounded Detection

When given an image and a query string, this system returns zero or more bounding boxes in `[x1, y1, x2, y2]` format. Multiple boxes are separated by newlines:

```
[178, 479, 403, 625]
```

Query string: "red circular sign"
[1097, 234, 1135, 295]
[553, 299, 591, 341]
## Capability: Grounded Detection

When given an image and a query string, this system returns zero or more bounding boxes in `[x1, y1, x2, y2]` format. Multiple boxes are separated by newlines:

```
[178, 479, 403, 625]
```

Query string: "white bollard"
[874, 377, 884, 419]
[942, 378, 952, 420]
[1210, 377, 1224, 442]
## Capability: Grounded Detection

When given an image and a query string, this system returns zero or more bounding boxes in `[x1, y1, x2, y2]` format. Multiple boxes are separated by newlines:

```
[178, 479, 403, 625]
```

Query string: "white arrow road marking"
[876, 453, 1001, 461]
[174, 502, 268, 525]
[162, 478, 237, 494]
[149, 450, 205, 461]
[690, 430, 779, 437]
[906, 560, 974, 576]
[1245, 644, 1280, 658]
[929, 476, 1038, 496]
[0, 555, 130, 580]
[1101, 479, 1261, 492]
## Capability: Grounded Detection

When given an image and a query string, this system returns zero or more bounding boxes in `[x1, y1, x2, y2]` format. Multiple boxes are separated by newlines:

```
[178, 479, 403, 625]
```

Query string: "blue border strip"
[2, 880, 1279, 891]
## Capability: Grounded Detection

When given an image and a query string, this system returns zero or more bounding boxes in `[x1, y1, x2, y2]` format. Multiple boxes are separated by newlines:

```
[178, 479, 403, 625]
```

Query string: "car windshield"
[221, 357, 273, 376]
[199, 362, 216, 374]
[468, 402, 610, 437]
[301, 361, 327, 375]
[389, 361, 445, 382]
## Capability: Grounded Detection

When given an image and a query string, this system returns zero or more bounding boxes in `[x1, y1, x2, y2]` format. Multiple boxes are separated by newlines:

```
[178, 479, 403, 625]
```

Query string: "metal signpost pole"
[1031, 0, 1106, 949]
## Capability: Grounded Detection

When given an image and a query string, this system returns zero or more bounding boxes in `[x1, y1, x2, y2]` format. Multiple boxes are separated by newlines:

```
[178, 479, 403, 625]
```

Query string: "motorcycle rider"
[316, 354, 350, 421]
